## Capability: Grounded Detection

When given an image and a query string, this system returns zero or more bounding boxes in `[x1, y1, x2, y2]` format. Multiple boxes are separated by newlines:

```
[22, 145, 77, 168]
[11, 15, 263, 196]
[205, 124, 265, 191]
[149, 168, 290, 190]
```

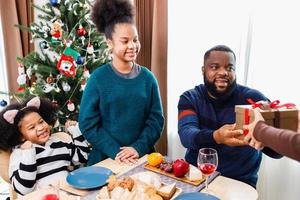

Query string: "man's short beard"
[204, 76, 237, 99]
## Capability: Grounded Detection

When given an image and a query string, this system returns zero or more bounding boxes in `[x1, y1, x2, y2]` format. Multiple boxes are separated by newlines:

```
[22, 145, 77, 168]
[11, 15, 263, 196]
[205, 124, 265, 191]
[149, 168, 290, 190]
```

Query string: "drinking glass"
[197, 148, 218, 194]
[39, 181, 60, 200]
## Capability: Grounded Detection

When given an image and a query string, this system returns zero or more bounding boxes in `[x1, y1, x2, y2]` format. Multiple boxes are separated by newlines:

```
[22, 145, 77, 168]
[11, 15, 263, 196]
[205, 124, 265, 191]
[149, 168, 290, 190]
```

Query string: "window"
[168, 1, 300, 199]
[248, 1, 300, 199]
[0, 19, 9, 110]
[168, 0, 253, 159]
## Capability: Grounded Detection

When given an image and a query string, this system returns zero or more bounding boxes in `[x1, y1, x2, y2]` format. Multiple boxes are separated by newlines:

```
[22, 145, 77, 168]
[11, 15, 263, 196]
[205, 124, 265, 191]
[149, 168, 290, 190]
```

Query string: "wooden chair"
[0, 132, 72, 200]
[0, 150, 17, 200]
[297, 110, 300, 133]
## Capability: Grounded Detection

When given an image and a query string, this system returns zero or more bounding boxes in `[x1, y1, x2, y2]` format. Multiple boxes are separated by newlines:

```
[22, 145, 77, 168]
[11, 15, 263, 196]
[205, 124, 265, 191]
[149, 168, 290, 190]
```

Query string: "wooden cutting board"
[144, 164, 205, 186]
[94, 156, 148, 176]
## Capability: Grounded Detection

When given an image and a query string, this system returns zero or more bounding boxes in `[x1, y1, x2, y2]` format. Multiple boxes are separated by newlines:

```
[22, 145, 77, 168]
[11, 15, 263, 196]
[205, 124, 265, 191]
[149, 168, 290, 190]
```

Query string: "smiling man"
[177, 45, 282, 188]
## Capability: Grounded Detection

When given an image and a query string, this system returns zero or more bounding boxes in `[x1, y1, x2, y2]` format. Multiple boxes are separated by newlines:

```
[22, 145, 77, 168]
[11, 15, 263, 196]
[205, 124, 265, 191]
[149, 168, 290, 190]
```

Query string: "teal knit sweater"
[79, 63, 164, 165]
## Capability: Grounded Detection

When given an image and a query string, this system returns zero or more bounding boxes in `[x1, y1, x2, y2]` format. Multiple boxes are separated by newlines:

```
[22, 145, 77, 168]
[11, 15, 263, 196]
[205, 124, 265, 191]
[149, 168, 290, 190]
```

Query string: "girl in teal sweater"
[79, 0, 164, 165]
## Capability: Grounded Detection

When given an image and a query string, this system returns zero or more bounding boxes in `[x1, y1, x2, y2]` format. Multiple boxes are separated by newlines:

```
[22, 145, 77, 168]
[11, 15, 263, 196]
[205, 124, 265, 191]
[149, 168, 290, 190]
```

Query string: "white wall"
[168, 0, 252, 159]
[0, 18, 9, 110]
[248, 1, 300, 199]
[168, 0, 300, 199]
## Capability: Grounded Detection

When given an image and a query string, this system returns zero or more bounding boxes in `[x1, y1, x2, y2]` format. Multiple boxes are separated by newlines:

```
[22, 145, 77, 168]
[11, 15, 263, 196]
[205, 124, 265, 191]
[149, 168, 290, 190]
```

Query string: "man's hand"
[243, 108, 265, 150]
[213, 123, 248, 146]
[115, 147, 139, 165]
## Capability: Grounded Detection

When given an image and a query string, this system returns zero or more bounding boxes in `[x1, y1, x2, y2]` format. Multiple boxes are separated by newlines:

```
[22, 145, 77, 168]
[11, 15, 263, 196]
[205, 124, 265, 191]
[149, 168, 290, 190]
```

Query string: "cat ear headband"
[3, 97, 41, 124]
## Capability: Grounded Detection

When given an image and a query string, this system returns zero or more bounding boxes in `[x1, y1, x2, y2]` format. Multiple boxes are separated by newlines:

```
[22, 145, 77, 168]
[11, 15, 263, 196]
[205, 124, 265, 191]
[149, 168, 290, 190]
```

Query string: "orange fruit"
[147, 152, 164, 167]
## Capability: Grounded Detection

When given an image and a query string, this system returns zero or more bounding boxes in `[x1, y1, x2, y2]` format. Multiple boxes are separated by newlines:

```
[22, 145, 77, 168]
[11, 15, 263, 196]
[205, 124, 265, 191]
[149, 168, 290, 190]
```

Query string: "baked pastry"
[130, 171, 162, 190]
[157, 183, 176, 200]
[97, 172, 176, 200]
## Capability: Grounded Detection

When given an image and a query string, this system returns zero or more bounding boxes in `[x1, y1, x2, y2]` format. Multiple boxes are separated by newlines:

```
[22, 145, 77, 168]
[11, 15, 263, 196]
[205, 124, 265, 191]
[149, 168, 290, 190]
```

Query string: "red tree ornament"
[46, 74, 54, 83]
[57, 54, 76, 77]
[77, 25, 86, 36]
[67, 100, 75, 112]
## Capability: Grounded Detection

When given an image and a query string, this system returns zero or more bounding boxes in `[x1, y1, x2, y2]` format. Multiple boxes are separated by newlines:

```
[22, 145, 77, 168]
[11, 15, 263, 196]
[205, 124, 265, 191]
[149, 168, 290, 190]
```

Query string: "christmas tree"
[13, 0, 109, 127]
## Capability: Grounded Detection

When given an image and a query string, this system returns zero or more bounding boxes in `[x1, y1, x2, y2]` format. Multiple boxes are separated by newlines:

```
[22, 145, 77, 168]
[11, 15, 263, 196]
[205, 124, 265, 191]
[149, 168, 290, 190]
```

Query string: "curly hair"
[92, 0, 135, 39]
[0, 97, 58, 151]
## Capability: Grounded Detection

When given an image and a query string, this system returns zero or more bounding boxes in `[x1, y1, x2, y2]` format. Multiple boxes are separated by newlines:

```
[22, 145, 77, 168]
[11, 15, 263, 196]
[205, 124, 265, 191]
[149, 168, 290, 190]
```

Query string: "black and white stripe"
[9, 134, 89, 195]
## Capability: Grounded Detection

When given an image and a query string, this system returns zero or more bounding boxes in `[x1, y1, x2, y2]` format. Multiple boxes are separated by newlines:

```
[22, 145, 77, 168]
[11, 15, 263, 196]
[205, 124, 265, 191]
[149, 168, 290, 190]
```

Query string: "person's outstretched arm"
[178, 93, 246, 150]
[245, 108, 299, 161]
[254, 121, 300, 161]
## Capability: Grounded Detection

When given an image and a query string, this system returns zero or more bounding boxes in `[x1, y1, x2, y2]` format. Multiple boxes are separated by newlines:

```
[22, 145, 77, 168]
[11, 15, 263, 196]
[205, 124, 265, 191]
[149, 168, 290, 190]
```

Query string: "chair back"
[0, 150, 11, 183]
[0, 150, 17, 200]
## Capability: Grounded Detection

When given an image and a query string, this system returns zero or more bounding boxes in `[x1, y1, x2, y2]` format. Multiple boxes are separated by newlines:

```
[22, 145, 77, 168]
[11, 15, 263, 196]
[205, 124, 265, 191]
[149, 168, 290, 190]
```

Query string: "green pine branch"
[14, 24, 32, 32]
[32, 4, 54, 17]
[13, 0, 109, 124]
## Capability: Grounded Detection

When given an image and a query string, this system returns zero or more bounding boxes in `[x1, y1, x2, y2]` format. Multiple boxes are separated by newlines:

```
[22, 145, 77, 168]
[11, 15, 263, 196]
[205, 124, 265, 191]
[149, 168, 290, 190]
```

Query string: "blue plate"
[174, 192, 220, 200]
[66, 166, 113, 189]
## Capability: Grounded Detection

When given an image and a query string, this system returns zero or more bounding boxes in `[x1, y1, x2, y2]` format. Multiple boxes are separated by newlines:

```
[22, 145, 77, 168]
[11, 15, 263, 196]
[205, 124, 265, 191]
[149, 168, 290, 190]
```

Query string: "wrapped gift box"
[235, 105, 298, 132]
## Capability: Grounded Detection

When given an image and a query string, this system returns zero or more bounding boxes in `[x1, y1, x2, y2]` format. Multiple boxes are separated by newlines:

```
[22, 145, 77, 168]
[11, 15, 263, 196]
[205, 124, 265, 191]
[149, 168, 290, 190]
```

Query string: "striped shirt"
[9, 132, 89, 195]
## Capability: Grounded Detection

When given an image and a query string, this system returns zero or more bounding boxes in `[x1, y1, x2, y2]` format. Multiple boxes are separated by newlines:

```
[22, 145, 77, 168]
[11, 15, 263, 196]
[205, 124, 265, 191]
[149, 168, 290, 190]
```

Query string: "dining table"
[17, 155, 258, 200]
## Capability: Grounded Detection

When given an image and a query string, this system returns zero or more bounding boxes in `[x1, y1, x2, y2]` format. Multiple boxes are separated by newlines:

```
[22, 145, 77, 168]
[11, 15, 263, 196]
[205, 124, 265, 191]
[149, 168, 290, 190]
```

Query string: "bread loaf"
[97, 186, 110, 199]
[157, 182, 176, 200]
[130, 171, 162, 189]
[97, 173, 178, 200]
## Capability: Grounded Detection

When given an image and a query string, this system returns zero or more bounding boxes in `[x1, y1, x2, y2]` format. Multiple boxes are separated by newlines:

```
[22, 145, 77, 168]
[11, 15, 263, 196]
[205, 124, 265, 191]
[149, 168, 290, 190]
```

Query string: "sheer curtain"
[168, 0, 299, 199]
[168, 0, 253, 159]
[0, 0, 33, 93]
[0, 19, 9, 110]
[247, 1, 300, 199]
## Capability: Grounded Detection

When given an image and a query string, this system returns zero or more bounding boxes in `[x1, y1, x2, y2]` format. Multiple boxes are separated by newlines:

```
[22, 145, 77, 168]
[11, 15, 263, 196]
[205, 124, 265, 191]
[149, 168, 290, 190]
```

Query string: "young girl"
[0, 97, 89, 195]
[79, 0, 164, 165]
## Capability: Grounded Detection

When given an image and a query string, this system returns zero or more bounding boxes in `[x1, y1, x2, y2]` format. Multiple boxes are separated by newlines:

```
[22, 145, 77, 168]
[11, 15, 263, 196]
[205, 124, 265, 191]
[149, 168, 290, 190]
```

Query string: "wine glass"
[197, 148, 218, 194]
[39, 180, 60, 200]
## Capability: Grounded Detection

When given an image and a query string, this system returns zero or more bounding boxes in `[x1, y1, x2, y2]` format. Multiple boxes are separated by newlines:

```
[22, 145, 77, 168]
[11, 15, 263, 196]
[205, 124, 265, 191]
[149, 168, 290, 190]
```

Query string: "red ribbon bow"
[247, 98, 296, 110]
[243, 99, 296, 136]
[247, 98, 264, 109]
[243, 108, 250, 136]
[269, 100, 296, 109]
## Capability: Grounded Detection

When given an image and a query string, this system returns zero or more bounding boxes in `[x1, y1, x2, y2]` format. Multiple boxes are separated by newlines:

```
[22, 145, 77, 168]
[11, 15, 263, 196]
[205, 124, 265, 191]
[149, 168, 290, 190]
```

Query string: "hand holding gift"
[243, 108, 264, 150]
[235, 98, 298, 141]
[241, 108, 300, 162]
[213, 123, 247, 146]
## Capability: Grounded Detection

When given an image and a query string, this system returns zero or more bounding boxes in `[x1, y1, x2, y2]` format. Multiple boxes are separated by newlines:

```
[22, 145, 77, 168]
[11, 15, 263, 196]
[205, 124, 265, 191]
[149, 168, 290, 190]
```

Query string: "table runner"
[118, 161, 220, 193]
[83, 161, 220, 199]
